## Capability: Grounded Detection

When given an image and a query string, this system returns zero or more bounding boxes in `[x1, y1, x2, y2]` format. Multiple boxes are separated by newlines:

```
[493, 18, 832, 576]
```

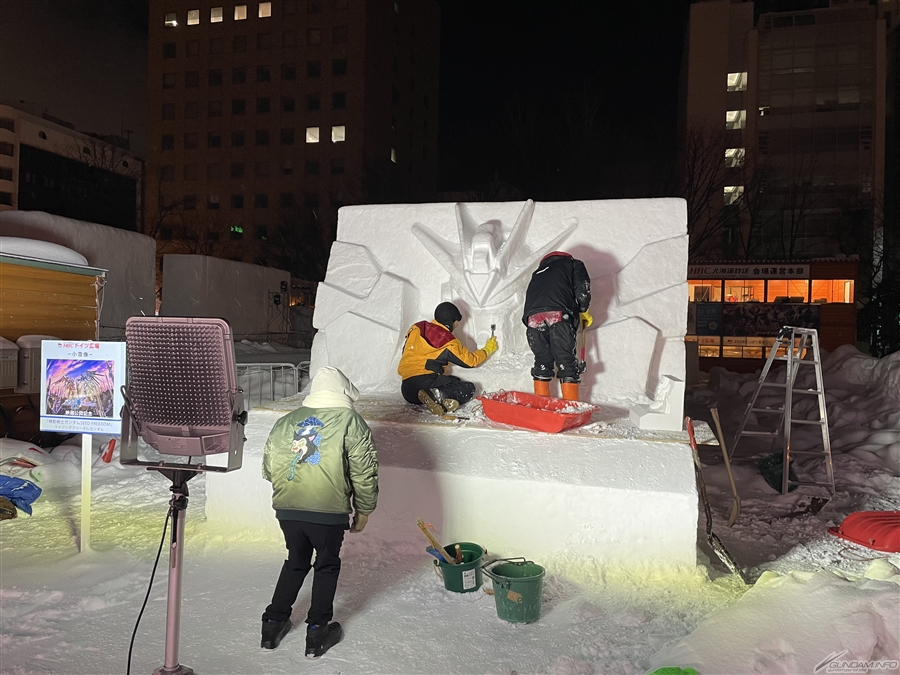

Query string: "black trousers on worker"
[262, 520, 346, 627]
[526, 320, 580, 383]
[401, 373, 476, 406]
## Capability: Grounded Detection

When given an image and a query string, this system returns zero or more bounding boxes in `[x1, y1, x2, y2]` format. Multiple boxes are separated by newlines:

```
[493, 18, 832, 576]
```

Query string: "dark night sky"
[0, 0, 691, 196]
[435, 0, 692, 194]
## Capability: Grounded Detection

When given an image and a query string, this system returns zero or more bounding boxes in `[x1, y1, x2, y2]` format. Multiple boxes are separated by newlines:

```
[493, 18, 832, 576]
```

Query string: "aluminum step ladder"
[730, 326, 835, 495]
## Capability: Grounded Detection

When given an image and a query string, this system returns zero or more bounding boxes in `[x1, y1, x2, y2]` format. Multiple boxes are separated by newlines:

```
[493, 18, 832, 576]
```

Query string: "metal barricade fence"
[236, 362, 304, 408]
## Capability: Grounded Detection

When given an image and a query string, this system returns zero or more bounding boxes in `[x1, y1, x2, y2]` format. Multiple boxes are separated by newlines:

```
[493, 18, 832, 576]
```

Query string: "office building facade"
[681, 0, 897, 261]
[0, 103, 142, 231]
[146, 0, 440, 272]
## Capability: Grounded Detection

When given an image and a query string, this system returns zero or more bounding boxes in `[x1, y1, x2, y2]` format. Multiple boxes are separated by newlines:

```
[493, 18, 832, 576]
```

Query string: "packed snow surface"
[1, 346, 899, 675]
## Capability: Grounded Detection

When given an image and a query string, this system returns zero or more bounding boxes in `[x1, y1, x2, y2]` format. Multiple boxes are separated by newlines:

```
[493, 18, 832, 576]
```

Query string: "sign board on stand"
[39, 340, 126, 552]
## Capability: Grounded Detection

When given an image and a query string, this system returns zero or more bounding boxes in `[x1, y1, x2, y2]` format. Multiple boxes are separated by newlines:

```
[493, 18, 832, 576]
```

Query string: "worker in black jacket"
[521, 251, 592, 401]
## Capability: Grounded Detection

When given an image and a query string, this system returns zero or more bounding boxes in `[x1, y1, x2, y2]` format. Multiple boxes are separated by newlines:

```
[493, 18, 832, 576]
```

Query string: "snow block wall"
[205, 404, 699, 569]
[310, 199, 688, 404]
[161, 254, 291, 339]
[0, 210, 156, 339]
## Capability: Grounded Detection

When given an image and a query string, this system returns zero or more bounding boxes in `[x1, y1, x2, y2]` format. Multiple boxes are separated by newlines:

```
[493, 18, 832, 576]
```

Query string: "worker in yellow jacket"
[398, 302, 498, 415]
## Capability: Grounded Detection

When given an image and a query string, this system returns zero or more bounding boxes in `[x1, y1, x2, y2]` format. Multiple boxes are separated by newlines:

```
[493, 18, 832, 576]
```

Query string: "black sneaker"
[305, 622, 344, 659]
[261, 619, 292, 650]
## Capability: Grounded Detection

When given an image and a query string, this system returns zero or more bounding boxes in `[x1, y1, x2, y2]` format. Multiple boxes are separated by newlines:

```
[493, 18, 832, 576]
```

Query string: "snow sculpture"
[630, 375, 686, 432]
[411, 200, 577, 308]
[311, 199, 688, 405]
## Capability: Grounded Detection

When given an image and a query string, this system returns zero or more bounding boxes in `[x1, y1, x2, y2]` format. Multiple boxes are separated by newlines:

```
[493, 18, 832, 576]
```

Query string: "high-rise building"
[146, 0, 439, 274]
[0, 103, 143, 231]
[681, 0, 898, 261]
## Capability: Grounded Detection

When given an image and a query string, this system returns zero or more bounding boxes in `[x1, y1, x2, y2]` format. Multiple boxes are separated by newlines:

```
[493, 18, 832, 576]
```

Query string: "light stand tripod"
[152, 468, 199, 675]
[121, 317, 246, 675]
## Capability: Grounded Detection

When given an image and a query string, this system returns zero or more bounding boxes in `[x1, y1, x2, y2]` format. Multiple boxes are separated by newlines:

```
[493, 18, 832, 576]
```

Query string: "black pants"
[401, 373, 476, 405]
[526, 320, 580, 383]
[263, 520, 346, 626]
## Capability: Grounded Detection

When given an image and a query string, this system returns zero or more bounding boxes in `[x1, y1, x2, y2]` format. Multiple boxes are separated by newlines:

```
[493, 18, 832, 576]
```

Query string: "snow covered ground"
[1, 345, 898, 675]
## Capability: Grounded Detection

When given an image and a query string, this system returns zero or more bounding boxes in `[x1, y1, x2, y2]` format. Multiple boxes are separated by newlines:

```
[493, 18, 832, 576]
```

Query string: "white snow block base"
[206, 400, 699, 571]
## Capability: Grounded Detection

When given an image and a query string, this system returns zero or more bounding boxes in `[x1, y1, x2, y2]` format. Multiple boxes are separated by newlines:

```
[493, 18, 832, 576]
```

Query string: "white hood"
[301, 366, 359, 410]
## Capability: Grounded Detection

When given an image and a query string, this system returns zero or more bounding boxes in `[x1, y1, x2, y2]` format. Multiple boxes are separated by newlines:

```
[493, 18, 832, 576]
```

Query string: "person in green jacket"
[260, 366, 379, 658]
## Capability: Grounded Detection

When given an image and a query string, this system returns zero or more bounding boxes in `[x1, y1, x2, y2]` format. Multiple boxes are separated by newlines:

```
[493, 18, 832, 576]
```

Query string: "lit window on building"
[391, 148, 396, 163]
[687, 280, 722, 302]
[187, 9, 200, 25]
[306, 127, 320, 143]
[165, 12, 177, 27]
[725, 110, 745, 130]
[259, 2, 272, 18]
[726, 72, 747, 92]
[811, 280, 854, 304]
[235, 4, 248, 20]
[331, 125, 346, 143]
[765, 280, 809, 303]
[723, 185, 743, 205]
[211, 6, 223, 22]
[725, 148, 744, 168]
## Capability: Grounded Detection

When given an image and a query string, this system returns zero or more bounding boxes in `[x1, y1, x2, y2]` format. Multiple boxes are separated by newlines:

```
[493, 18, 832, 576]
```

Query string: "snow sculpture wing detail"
[411, 200, 578, 307]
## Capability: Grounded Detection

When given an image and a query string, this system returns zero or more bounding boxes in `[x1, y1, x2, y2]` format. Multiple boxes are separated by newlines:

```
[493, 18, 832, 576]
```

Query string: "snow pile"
[0, 236, 89, 266]
[652, 562, 900, 674]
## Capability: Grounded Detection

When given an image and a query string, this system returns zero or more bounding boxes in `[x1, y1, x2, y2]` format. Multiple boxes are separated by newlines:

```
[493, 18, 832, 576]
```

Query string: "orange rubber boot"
[560, 382, 580, 401]
[533, 380, 551, 397]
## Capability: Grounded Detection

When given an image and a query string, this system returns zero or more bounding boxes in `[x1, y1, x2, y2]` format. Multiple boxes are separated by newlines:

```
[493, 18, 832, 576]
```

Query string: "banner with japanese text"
[40, 340, 127, 435]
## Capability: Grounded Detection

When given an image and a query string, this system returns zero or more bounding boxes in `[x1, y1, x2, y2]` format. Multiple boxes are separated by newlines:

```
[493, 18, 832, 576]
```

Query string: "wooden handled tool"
[416, 518, 456, 564]
[710, 407, 741, 527]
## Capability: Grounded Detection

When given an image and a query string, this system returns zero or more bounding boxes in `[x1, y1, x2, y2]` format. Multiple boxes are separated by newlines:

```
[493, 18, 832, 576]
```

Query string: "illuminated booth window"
[723, 279, 764, 302]
[688, 280, 722, 302]
[766, 280, 809, 303]
[686, 262, 857, 360]
[812, 279, 853, 303]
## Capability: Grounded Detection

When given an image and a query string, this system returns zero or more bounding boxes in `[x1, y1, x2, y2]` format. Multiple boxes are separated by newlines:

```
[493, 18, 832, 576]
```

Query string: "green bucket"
[434, 542, 485, 593]
[483, 558, 545, 623]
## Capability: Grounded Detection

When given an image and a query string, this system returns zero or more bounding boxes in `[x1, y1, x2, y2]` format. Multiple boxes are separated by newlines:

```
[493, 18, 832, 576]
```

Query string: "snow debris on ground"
[1, 346, 898, 675]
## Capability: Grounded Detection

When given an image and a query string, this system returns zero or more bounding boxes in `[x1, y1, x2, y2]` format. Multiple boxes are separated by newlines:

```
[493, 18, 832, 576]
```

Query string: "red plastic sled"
[828, 511, 900, 553]
[477, 390, 596, 433]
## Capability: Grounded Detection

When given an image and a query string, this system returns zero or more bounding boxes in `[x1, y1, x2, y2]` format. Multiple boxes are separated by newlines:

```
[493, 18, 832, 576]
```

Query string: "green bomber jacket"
[261, 405, 378, 519]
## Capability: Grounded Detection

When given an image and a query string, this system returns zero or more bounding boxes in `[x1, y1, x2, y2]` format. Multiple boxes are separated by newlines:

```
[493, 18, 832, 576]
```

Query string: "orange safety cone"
[100, 439, 116, 463]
